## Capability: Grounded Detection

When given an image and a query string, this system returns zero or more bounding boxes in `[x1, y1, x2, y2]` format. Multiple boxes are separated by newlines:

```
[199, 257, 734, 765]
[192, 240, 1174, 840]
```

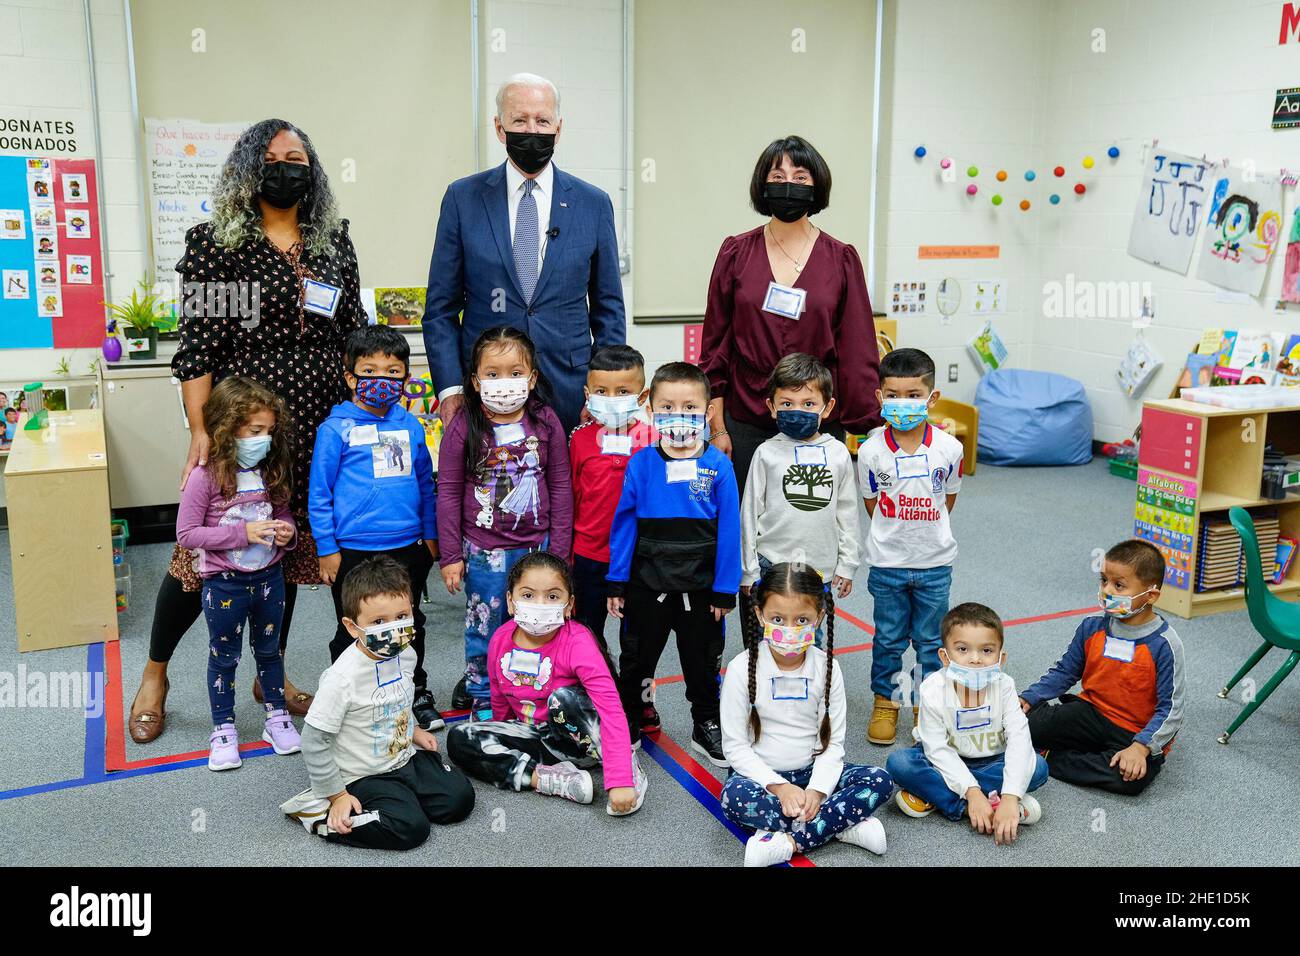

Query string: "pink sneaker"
[262, 709, 302, 755]
[208, 723, 242, 771]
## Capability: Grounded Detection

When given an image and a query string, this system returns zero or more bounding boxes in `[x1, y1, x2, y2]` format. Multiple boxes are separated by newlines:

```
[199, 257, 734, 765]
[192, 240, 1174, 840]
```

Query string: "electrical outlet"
[948, 363, 958, 383]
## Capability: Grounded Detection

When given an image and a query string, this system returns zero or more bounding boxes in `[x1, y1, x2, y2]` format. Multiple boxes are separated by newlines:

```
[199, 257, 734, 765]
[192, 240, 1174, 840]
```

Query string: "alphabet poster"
[1127, 149, 1210, 274]
[1195, 166, 1283, 296]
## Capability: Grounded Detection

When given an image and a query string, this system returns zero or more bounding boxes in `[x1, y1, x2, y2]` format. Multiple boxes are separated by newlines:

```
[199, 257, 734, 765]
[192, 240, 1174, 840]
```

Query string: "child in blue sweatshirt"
[309, 325, 443, 732]
[607, 361, 741, 766]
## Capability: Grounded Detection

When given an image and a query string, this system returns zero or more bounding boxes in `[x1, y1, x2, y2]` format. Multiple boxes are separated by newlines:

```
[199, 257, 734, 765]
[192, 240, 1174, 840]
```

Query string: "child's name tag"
[601, 433, 632, 456]
[762, 281, 806, 320]
[794, 444, 827, 466]
[494, 422, 526, 445]
[302, 278, 341, 318]
[770, 676, 810, 700]
[374, 656, 403, 688]
[666, 459, 698, 483]
[895, 453, 930, 479]
[1103, 636, 1137, 662]
[507, 648, 542, 676]
[349, 423, 379, 446]
[955, 705, 992, 731]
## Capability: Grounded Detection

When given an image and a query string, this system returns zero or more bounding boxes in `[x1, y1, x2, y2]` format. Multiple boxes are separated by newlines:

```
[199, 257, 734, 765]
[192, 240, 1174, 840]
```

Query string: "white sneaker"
[535, 760, 594, 804]
[744, 830, 795, 867]
[279, 788, 331, 836]
[1017, 793, 1042, 825]
[607, 755, 649, 816]
[835, 816, 887, 855]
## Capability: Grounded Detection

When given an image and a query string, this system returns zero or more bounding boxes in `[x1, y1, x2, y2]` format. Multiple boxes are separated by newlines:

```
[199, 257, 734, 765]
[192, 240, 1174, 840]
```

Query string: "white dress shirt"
[438, 160, 555, 404]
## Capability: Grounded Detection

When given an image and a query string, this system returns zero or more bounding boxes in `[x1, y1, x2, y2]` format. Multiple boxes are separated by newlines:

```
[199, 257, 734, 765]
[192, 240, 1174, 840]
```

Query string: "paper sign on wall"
[1196, 166, 1283, 296]
[1127, 149, 1209, 274]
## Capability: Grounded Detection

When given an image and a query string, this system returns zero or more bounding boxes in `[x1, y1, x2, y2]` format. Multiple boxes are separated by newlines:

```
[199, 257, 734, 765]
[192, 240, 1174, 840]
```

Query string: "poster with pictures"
[373, 287, 425, 326]
[0, 387, 31, 448]
[0, 209, 24, 240]
[889, 280, 927, 315]
[1196, 166, 1283, 295]
[1127, 149, 1209, 274]
[967, 278, 1005, 314]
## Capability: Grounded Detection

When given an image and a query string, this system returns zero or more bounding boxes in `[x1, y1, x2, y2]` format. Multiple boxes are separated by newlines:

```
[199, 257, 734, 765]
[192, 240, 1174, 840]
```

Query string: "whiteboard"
[144, 118, 250, 286]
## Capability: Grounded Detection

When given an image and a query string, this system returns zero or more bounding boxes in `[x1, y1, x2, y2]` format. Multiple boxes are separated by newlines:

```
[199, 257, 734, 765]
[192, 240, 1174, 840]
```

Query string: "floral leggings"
[720, 762, 893, 852]
[461, 540, 542, 703]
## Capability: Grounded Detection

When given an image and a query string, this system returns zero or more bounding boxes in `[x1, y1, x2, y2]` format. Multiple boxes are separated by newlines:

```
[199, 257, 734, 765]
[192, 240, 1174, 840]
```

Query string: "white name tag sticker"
[895, 453, 930, 479]
[1103, 636, 1137, 662]
[507, 648, 542, 676]
[762, 281, 806, 320]
[955, 705, 992, 731]
[601, 433, 633, 456]
[494, 422, 526, 445]
[349, 423, 379, 446]
[302, 278, 341, 318]
[794, 444, 827, 466]
[374, 656, 403, 688]
[666, 459, 698, 483]
[771, 675, 810, 700]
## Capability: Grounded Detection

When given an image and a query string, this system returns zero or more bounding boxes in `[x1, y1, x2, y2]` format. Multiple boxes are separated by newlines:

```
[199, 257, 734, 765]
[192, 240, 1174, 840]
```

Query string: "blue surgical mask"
[1100, 587, 1154, 619]
[236, 434, 273, 468]
[881, 395, 932, 431]
[587, 393, 642, 429]
[947, 660, 1000, 691]
[654, 413, 706, 448]
[776, 409, 821, 441]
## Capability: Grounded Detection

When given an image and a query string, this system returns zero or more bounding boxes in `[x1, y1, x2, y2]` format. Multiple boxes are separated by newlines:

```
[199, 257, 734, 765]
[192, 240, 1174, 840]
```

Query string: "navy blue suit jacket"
[421, 161, 626, 430]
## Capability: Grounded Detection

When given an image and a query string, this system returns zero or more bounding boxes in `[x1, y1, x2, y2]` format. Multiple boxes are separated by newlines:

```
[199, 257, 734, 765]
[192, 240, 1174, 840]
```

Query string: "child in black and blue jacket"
[606, 362, 741, 766]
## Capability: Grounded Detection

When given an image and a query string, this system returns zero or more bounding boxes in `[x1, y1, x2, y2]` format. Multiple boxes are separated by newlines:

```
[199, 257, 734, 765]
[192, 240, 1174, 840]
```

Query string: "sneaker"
[640, 702, 662, 733]
[606, 755, 649, 817]
[262, 708, 302, 755]
[280, 788, 331, 835]
[744, 830, 794, 867]
[691, 719, 728, 768]
[534, 760, 594, 804]
[412, 687, 445, 731]
[451, 676, 473, 711]
[835, 816, 887, 855]
[867, 694, 900, 745]
[989, 790, 1041, 825]
[894, 789, 934, 817]
[208, 723, 242, 771]
[471, 700, 493, 722]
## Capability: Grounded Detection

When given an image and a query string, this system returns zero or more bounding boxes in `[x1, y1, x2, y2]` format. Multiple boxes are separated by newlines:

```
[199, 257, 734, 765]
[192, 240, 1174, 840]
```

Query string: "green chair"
[1219, 507, 1300, 743]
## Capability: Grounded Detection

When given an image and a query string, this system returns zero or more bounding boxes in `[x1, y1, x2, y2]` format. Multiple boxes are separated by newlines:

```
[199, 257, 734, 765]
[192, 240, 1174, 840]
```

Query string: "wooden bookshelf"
[1137, 398, 1300, 618]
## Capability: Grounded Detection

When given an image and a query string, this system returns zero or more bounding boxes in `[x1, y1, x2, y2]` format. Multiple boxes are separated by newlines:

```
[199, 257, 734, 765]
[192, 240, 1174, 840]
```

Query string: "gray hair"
[495, 72, 561, 119]
[209, 118, 342, 259]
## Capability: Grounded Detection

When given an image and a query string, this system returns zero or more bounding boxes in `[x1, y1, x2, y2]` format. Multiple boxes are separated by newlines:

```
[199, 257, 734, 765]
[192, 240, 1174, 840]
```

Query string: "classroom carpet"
[0, 457, 1296, 867]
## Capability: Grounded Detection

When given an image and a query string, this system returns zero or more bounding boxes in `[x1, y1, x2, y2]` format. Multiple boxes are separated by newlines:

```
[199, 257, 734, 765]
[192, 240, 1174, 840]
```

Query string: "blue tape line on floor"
[638, 736, 750, 844]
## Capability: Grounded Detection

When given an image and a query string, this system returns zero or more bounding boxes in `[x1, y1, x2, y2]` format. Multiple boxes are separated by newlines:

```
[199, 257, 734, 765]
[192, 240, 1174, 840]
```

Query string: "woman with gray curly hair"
[129, 119, 367, 744]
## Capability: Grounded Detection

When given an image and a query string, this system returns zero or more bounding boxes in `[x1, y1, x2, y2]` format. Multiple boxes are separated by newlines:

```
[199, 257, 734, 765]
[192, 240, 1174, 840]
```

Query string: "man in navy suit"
[422, 73, 626, 432]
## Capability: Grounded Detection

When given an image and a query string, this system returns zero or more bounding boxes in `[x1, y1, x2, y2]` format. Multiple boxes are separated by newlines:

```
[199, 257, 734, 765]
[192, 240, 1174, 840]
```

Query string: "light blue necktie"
[513, 178, 539, 303]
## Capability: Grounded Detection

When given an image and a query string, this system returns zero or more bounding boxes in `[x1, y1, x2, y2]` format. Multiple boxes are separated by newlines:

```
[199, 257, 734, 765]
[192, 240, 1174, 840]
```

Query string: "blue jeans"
[720, 763, 893, 852]
[867, 564, 952, 703]
[202, 564, 286, 724]
[885, 744, 1050, 821]
[462, 540, 542, 703]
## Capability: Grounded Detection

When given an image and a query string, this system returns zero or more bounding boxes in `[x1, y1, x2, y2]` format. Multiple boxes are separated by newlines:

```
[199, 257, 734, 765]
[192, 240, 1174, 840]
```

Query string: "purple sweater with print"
[436, 405, 573, 564]
[175, 464, 295, 577]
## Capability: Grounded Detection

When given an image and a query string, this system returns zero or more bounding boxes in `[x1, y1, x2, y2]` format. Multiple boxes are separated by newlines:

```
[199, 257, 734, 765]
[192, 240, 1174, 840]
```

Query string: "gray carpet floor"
[1, 457, 1297, 866]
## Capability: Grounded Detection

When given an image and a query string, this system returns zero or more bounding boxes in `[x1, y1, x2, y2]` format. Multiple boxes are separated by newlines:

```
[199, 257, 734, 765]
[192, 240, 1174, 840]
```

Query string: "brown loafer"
[254, 677, 313, 716]
[129, 678, 170, 744]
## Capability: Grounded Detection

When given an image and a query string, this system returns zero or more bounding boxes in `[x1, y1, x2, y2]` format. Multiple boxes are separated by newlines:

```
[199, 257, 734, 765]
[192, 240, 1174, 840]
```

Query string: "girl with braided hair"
[719, 561, 893, 866]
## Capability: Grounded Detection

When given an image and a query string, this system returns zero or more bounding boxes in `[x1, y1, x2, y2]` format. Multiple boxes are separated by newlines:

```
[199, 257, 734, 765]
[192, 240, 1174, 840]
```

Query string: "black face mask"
[260, 161, 312, 209]
[504, 131, 556, 175]
[763, 182, 816, 223]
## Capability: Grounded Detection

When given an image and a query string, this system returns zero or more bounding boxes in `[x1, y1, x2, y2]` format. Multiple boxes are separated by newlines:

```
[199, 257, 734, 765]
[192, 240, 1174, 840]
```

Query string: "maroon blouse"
[699, 225, 880, 433]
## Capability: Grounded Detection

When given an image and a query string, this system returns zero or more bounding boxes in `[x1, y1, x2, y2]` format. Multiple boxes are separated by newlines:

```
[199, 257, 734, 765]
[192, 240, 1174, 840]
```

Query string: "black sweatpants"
[327, 541, 433, 690]
[616, 584, 726, 741]
[573, 554, 612, 655]
[1027, 694, 1164, 795]
[328, 749, 475, 851]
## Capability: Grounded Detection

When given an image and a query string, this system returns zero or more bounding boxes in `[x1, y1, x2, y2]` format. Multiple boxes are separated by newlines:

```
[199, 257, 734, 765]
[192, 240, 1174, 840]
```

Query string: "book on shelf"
[1274, 536, 1299, 585]
[1195, 513, 1279, 592]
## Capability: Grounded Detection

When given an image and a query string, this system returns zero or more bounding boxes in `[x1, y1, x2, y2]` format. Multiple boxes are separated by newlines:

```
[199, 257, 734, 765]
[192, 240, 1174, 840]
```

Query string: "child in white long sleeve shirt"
[740, 353, 860, 602]
[886, 603, 1048, 845]
[719, 561, 892, 867]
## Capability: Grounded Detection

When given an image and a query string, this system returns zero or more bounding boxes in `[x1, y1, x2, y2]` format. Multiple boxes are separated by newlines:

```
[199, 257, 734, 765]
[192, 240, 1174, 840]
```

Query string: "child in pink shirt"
[446, 552, 647, 816]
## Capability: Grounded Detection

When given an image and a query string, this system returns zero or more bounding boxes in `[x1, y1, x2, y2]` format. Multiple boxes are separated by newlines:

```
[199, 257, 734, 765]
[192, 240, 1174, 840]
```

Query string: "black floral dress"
[168, 219, 366, 589]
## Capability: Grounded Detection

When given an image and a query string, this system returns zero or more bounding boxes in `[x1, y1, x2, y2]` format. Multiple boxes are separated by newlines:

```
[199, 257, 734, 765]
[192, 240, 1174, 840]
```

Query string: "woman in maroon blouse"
[699, 135, 880, 494]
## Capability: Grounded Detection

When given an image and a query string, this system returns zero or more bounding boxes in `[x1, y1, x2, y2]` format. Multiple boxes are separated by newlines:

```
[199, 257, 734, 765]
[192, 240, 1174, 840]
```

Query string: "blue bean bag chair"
[974, 368, 1093, 466]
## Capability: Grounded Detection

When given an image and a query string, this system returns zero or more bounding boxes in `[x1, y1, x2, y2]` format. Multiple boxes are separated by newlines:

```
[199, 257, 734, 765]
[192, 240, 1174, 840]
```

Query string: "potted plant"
[104, 282, 176, 361]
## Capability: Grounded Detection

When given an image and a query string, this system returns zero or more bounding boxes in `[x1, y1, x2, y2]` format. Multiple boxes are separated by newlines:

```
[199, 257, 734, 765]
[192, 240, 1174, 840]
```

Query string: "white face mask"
[512, 600, 566, 636]
[478, 377, 530, 414]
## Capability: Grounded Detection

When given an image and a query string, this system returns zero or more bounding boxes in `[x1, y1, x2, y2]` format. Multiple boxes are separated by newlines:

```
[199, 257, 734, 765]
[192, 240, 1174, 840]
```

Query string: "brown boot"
[867, 694, 900, 745]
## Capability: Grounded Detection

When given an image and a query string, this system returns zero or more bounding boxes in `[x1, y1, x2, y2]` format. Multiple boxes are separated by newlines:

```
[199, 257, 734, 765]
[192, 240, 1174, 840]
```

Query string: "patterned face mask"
[881, 394, 932, 431]
[654, 413, 706, 447]
[1099, 587, 1155, 618]
[478, 377, 531, 414]
[361, 617, 415, 658]
[512, 601, 566, 636]
[761, 617, 817, 657]
[354, 375, 405, 409]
